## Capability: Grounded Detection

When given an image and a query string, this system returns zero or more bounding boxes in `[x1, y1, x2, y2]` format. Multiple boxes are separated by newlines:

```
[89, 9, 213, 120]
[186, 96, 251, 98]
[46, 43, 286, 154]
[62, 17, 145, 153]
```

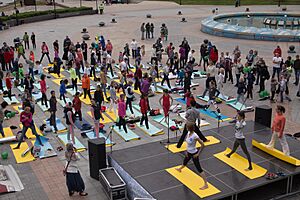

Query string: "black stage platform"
[110, 121, 300, 200]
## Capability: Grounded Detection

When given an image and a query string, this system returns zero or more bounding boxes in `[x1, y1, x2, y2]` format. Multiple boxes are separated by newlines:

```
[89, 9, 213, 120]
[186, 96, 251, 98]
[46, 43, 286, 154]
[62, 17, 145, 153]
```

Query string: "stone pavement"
[0, 1, 300, 200]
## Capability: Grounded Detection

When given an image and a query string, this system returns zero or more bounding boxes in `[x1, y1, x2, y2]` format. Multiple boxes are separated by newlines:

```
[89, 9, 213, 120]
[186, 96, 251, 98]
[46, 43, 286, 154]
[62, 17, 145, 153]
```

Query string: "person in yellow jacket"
[99, 2, 104, 15]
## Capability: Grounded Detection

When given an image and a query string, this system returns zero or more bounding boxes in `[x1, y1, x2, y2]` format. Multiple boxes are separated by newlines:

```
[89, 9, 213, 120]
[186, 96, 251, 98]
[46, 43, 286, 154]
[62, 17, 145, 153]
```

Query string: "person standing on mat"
[118, 94, 127, 133]
[176, 124, 208, 190]
[267, 105, 290, 156]
[5, 72, 12, 101]
[14, 106, 43, 149]
[139, 93, 149, 129]
[177, 100, 209, 148]
[82, 73, 92, 100]
[90, 99, 104, 138]
[94, 85, 104, 108]
[226, 111, 253, 171]
[65, 103, 76, 144]
[108, 81, 117, 115]
[125, 80, 134, 115]
[40, 74, 48, 108]
[59, 80, 67, 104]
[49, 91, 58, 133]
[73, 92, 82, 124]
[64, 143, 88, 197]
[159, 89, 173, 124]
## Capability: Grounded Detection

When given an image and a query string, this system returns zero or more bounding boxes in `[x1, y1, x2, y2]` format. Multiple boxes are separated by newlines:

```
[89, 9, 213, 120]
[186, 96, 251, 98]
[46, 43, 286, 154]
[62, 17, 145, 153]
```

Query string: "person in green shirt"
[69, 66, 78, 92]
[99, 2, 104, 15]
[23, 32, 30, 49]
[17, 44, 26, 60]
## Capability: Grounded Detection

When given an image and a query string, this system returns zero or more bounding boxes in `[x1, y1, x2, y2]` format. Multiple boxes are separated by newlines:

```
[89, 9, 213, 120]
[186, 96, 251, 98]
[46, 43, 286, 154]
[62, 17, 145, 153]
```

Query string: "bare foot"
[245, 166, 253, 171]
[175, 168, 182, 173]
[200, 184, 208, 190]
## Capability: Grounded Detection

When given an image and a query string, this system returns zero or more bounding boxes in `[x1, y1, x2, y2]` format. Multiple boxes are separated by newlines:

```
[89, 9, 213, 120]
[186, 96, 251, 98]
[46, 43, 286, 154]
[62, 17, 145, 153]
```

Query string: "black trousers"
[60, 93, 67, 104]
[90, 66, 96, 79]
[224, 69, 233, 83]
[72, 78, 78, 91]
[161, 73, 171, 88]
[83, 88, 92, 99]
[183, 151, 203, 173]
[24, 41, 29, 49]
[41, 93, 48, 107]
[119, 116, 127, 133]
[177, 124, 207, 148]
[40, 52, 51, 63]
[74, 110, 82, 121]
[126, 97, 134, 114]
[140, 113, 149, 129]
[107, 63, 114, 77]
[227, 138, 252, 168]
[50, 111, 58, 131]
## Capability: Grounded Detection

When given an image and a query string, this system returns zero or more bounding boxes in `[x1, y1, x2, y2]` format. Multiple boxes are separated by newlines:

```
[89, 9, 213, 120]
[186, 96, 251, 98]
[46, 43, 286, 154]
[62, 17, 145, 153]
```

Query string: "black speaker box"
[88, 138, 107, 180]
[255, 105, 272, 128]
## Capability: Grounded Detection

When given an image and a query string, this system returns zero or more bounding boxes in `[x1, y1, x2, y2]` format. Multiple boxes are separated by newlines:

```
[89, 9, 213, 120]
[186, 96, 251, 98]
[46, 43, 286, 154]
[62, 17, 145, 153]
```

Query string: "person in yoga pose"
[176, 123, 208, 190]
[226, 111, 253, 171]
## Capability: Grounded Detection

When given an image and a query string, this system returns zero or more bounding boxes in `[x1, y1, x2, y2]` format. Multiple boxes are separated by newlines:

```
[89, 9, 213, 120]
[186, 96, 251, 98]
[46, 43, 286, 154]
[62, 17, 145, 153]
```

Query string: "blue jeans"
[29, 68, 35, 80]
[295, 70, 300, 85]
[272, 67, 281, 80]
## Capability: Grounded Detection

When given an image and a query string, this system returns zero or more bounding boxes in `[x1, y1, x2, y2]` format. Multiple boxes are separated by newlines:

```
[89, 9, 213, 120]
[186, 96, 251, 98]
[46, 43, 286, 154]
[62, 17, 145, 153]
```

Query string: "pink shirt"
[42, 44, 49, 53]
[40, 80, 47, 93]
[20, 112, 33, 127]
[118, 100, 126, 118]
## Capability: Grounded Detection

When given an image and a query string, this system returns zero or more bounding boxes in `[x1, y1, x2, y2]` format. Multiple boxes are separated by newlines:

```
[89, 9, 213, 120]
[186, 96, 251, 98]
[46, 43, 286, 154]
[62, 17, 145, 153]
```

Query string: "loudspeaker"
[88, 138, 107, 180]
[255, 105, 272, 128]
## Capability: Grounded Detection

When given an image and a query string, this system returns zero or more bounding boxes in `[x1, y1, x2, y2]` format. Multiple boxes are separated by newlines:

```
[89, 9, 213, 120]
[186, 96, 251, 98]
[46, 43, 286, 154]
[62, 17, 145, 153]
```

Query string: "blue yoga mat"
[226, 101, 253, 111]
[199, 109, 231, 121]
[126, 107, 142, 117]
[85, 131, 114, 146]
[113, 127, 140, 142]
[45, 118, 67, 132]
[175, 98, 186, 104]
[151, 114, 183, 129]
[74, 118, 92, 131]
[34, 136, 57, 159]
[196, 95, 209, 102]
[57, 133, 86, 151]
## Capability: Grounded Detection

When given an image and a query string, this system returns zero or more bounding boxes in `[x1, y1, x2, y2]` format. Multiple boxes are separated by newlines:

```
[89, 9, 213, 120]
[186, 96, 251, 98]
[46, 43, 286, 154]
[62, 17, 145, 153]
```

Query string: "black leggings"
[177, 124, 207, 148]
[83, 88, 92, 99]
[161, 73, 171, 88]
[227, 138, 252, 168]
[183, 151, 203, 173]
[74, 110, 82, 121]
[140, 114, 149, 129]
[118, 116, 127, 133]
[72, 78, 78, 91]
[126, 97, 134, 114]
[60, 93, 66, 104]
[41, 93, 48, 107]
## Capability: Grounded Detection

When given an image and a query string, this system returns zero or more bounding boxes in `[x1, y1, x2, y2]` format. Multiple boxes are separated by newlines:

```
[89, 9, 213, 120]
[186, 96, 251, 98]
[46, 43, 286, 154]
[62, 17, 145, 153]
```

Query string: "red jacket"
[20, 111, 33, 127]
[40, 80, 47, 93]
[72, 96, 81, 111]
[210, 48, 218, 63]
[136, 68, 143, 79]
[139, 98, 148, 114]
[5, 77, 12, 89]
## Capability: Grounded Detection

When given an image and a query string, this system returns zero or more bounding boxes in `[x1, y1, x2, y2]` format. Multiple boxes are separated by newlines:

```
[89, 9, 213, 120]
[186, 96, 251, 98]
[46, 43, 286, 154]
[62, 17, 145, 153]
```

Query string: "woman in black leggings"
[226, 111, 253, 170]
[176, 123, 208, 190]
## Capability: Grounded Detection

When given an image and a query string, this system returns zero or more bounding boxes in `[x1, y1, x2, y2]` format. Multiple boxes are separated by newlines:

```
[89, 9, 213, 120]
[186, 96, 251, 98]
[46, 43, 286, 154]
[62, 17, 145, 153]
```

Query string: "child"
[90, 99, 105, 138]
[270, 78, 278, 103]
[59, 80, 67, 104]
[141, 45, 145, 57]
[139, 93, 149, 129]
[40, 74, 48, 107]
[267, 105, 290, 156]
[159, 89, 173, 123]
[216, 68, 225, 92]
[72, 92, 82, 123]
[118, 94, 127, 133]
[108, 81, 117, 115]
[185, 90, 195, 109]
[226, 111, 253, 170]
[178, 69, 184, 87]
[234, 76, 246, 105]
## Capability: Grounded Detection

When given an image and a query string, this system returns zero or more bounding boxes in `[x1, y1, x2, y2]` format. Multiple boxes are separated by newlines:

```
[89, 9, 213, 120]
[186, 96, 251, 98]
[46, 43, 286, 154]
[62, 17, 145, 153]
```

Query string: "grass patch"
[157, 0, 300, 5]
[0, 6, 93, 22]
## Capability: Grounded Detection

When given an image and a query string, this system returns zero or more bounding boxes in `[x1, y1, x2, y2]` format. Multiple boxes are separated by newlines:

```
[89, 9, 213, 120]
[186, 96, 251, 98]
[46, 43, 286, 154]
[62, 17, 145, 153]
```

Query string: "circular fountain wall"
[201, 13, 300, 42]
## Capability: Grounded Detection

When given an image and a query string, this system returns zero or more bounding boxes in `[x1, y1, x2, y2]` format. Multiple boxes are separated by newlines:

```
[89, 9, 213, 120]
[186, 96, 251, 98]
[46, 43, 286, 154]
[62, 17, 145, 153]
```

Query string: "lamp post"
[96, 0, 98, 14]
[53, 0, 57, 19]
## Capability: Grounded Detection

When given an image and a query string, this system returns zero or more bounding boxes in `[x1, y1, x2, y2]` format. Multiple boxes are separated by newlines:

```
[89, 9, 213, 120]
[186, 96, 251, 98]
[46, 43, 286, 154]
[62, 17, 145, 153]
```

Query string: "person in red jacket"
[40, 74, 48, 107]
[273, 45, 282, 57]
[134, 64, 143, 90]
[267, 105, 290, 156]
[159, 89, 173, 123]
[82, 73, 91, 99]
[13, 106, 43, 149]
[5, 72, 12, 100]
[139, 93, 149, 129]
[209, 46, 218, 64]
[39, 42, 52, 64]
[73, 92, 82, 122]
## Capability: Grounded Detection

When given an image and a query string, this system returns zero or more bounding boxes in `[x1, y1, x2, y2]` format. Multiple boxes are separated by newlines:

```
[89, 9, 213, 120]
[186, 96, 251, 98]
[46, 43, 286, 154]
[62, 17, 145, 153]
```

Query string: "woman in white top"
[64, 143, 88, 196]
[176, 123, 208, 190]
[226, 111, 252, 170]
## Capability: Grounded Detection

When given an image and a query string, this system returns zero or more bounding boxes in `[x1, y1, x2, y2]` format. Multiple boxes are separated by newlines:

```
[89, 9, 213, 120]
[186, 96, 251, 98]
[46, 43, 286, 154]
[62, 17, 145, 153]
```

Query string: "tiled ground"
[0, 1, 300, 200]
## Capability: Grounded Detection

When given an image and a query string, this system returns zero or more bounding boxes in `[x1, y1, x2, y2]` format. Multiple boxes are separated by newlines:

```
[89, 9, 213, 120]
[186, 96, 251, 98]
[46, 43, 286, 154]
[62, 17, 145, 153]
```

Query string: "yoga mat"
[45, 118, 67, 133]
[175, 97, 186, 104]
[136, 122, 164, 136]
[219, 94, 236, 102]
[252, 140, 300, 166]
[199, 109, 231, 122]
[192, 71, 207, 79]
[57, 133, 86, 152]
[19, 124, 43, 139]
[17, 86, 25, 93]
[107, 73, 118, 79]
[166, 166, 221, 198]
[85, 130, 114, 146]
[3, 96, 20, 105]
[57, 97, 72, 107]
[66, 88, 81, 96]
[10, 142, 35, 163]
[196, 95, 209, 102]
[13, 105, 23, 112]
[33, 83, 41, 90]
[214, 148, 267, 179]
[34, 136, 57, 159]
[126, 108, 142, 117]
[52, 78, 62, 85]
[112, 127, 140, 142]
[87, 111, 113, 124]
[179, 112, 210, 127]
[36, 101, 49, 112]
[74, 117, 92, 131]
[151, 114, 184, 130]
[166, 136, 220, 153]
[105, 110, 118, 121]
[1, 127, 14, 138]
[51, 73, 65, 79]
[133, 88, 141, 95]
[79, 96, 92, 105]
[32, 92, 42, 101]
[226, 101, 253, 111]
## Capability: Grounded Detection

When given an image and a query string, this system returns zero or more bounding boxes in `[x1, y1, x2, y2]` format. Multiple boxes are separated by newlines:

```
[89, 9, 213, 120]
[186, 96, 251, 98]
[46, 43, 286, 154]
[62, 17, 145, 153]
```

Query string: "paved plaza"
[0, 1, 300, 199]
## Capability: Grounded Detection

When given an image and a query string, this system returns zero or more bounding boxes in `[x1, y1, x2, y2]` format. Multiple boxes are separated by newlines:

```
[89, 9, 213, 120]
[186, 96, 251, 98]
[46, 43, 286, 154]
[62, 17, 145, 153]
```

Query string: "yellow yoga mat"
[166, 166, 221, 198]
[252, 140, 300, 166]
[1, 127, 14, 138]
[166, 136, 221, 153]
[87, 111, 113, 124]
[133, 88, 141, 95]
[10, 142, 35, 163]
[214, 148, 267, 179]
[105, 111, 118, 121]
[52, 78, 62, 85]
[79, 96, 91, 105]
[19, 124, 43, 139]
[51, 73, 65, 79]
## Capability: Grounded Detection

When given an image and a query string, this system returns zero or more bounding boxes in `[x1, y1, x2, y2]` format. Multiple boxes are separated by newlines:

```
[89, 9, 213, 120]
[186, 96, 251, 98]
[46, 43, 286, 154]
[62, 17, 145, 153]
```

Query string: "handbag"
[63, 152, 74, 176]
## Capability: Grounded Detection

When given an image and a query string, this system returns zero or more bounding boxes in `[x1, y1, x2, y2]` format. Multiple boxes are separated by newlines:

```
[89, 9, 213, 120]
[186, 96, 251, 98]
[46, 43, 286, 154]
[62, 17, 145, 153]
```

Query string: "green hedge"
[0, 7, 93, 22]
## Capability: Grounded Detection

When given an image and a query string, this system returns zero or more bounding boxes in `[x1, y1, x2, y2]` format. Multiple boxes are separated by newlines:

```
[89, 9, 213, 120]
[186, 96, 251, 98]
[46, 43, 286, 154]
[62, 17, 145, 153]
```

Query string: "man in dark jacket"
[49, 91, 58, 133]
[293, 55, 300, 86]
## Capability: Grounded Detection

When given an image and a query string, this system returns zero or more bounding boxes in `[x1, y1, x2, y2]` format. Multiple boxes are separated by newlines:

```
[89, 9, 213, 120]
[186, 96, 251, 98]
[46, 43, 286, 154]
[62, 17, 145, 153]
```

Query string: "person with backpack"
[90, 99, 105, 138]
